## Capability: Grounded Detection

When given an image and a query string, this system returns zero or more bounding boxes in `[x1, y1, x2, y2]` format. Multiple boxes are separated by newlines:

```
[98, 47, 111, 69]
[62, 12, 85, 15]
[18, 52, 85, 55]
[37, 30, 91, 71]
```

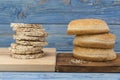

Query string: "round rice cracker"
[11, 52, 45, 59]
[9, 47, 43, 55]
[13, 27, 44, 32]
[16, 40, 48, 47]
[16, 31, 48, 37]
[13, 35, 46, 41]
[10, 23, 43, 28]
[9, 43, 43, 54]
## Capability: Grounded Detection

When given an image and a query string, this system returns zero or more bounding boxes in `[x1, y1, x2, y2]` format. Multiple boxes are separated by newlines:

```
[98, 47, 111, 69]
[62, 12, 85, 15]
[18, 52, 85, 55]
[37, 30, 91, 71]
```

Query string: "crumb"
[70, 58, 92, 64]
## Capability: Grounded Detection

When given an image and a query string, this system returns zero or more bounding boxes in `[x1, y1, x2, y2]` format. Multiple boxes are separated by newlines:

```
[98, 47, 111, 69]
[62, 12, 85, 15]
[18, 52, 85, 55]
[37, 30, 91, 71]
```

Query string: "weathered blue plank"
[0, 24, 67, 35]
[0, 35, 73, 52]
[0, 0, 119, 24]
[24, 13, 120, 24]
[0, 24, 120, 52]
[0, 72, 120, 80]
[1, 24, 120, 35]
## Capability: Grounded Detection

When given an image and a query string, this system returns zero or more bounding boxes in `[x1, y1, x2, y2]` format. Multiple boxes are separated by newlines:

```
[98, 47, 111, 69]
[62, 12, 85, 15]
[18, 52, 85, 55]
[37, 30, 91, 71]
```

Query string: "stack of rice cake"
[67, 19, 117, 61]
[9, 23, 48, 59]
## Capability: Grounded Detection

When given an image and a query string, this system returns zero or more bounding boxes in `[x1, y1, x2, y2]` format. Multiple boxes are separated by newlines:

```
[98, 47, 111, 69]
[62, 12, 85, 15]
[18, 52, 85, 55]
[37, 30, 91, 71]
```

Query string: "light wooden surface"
[0, 48, 56, 71]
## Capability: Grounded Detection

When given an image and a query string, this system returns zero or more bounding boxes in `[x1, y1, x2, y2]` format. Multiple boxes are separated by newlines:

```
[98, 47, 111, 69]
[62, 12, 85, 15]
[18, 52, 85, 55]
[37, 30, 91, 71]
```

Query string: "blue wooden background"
[0, 0, 120, 79]
[0, 0, 120, 52]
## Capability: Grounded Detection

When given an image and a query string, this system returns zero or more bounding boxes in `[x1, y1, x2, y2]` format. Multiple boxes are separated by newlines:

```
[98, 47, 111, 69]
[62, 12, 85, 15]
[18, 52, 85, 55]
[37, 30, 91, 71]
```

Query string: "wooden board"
[0, 48, 56, 71]
[56, 53, 120, 72]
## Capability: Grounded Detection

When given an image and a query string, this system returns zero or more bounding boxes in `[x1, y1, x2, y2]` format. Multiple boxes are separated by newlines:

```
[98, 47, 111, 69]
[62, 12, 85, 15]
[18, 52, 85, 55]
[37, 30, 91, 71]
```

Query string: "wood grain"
[0, 48, 56, 71]
[1, 72, 120, 80]
[0, 0, 119, 24]
[56, 53, 120, 72]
